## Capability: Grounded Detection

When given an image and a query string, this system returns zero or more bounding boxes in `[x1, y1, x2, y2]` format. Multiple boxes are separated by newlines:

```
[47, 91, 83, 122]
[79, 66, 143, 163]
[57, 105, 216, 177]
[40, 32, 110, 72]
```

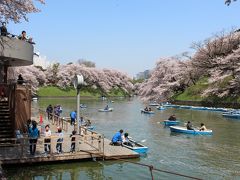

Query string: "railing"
[8, 84, 16, 136]
[38, 109, 69, 132]
[36, 108, 104, 156]
[0, 133, 104, 160]
[0, 83, 15, 137]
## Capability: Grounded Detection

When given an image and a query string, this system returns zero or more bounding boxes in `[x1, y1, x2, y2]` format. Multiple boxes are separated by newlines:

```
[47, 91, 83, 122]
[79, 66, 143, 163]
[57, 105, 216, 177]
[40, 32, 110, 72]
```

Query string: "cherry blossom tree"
[190, 31, 240, 98]
[8, 63, 134, 95]
[138, 58, 191, 102]
[44, 63, 134, 95]
[8, 65, 46, 93]
[0, 0, 45, 23]
[225, 0, 237, 5]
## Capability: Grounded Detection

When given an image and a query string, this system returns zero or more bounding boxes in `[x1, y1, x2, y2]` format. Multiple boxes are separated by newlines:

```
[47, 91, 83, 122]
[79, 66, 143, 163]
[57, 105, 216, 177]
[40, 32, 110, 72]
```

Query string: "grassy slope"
[173, 76, 240, 102]
[37, 86, 128, 97]
[173, 77, 209, 101]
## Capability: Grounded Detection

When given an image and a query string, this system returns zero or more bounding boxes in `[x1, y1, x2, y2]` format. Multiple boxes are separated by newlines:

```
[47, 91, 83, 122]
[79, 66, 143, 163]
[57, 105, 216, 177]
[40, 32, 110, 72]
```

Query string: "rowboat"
[169, 126, 213, 135]
[179, 105, 191, 109]
[122, 139, 148, 154]
[157, 106, 165, 110]
[163, 120, 180, 126]
[141, 109, 155, 114]
[191, 106, 208, 111]
[149, 103, 160, 106]
[80, 104, 87, 108]
[162, 104, 179, 108]
[98, 108, 113, 112]
[222, 112, 240, 119]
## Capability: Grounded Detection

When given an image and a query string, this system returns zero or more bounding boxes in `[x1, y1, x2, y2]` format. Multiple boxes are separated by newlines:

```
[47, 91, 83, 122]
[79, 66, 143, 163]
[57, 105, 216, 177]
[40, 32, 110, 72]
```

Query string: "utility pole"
[73, 75, 84, 134]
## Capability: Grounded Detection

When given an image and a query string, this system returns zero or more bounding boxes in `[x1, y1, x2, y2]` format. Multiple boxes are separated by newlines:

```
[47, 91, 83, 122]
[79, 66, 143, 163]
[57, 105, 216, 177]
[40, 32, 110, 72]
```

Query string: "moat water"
[5, 97, 240, 179]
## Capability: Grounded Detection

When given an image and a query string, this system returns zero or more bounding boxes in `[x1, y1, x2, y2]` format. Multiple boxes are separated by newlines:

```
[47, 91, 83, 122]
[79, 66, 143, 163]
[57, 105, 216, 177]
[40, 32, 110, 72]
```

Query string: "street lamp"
[73, 74, 84, 134]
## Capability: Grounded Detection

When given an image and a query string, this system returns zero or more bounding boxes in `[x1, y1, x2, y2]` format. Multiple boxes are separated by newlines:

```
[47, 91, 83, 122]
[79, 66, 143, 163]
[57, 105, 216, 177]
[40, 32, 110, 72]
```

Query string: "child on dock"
[56, 127, 63, 153]
[70, 130, 76, 152]
[44, 125, 51, 154]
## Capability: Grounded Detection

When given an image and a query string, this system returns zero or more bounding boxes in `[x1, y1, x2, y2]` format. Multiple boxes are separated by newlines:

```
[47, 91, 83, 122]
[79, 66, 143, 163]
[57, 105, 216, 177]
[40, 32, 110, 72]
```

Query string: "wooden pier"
[0, 110, 140, 165]
[0, 137, 139, 165]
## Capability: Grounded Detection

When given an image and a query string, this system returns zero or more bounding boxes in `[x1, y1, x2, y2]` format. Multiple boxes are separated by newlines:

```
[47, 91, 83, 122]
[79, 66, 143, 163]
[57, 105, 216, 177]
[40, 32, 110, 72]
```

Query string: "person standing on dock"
[44, 125, 52, 154]
[70, 111, 77, 125]
[79, 116, 85, 126]
[29, 121, 39, 155]
[70, 130, 77, 152]
[111, 129, 123, 146]
[56, 127, 63, 153]
[46, 104, 53, 120]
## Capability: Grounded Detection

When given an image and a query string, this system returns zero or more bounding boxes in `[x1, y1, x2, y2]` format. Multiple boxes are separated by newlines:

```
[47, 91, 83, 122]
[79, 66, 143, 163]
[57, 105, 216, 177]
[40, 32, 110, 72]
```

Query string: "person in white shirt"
[44, 125, 51, 153]
[56, 127, 63, 153]
[199, 123, 207, 131]
[122, 133, 133, 147]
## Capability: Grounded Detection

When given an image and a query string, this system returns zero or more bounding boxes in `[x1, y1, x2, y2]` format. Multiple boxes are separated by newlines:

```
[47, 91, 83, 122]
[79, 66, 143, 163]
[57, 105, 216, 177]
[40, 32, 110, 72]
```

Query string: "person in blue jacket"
[70, 111, 77, 125]
[111, 129, 123, 146]
[29, 120, 39, 155]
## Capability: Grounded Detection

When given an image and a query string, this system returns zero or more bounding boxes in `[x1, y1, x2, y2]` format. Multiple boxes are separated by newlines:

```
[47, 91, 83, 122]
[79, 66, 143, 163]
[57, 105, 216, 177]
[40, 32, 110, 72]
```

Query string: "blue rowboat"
[141, 109, 155, 114]
[163, 104, 179, 108]
[164, 120, 180, 126]
[179, 105, 191, 109]
[98, 108, 113, 112]
[222, 113, 240, 119]
[149, 103, 160, 106]
[169, 126, 213, 135]
[191, 106, 208, 111]
[122, 139, 148, 154]
[157, 106, 165, 110]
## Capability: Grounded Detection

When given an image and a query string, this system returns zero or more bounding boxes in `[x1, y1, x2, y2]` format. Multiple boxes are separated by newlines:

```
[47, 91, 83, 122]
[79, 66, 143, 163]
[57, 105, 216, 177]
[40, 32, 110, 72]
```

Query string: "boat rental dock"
[0, 110, 139, 165]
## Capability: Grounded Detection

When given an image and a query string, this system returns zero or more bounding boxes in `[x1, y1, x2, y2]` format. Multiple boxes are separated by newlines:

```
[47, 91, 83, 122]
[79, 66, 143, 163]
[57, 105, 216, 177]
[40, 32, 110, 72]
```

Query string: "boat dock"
[0, 109, 139, 165]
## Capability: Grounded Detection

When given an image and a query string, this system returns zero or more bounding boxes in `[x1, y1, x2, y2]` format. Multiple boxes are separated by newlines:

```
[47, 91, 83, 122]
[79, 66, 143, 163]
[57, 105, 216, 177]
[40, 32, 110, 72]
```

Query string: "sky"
[7, 0, 240, 77]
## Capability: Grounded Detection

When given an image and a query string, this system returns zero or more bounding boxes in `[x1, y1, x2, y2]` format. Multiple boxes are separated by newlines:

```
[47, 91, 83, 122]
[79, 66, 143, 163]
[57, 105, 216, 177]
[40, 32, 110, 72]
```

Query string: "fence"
[38, 109, 69, 132]
[0, 132, 104, 160]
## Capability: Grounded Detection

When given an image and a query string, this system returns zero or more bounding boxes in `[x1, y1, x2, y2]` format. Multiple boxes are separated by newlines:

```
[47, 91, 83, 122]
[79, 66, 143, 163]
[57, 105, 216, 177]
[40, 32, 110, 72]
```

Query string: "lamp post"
[73, 74, 84, 134]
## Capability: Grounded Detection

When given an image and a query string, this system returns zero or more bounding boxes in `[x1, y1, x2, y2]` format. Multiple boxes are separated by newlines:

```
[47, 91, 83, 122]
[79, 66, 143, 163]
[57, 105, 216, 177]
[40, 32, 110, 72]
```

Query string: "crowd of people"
[24, 119, 80, 155]
[46, 104, 63, 121]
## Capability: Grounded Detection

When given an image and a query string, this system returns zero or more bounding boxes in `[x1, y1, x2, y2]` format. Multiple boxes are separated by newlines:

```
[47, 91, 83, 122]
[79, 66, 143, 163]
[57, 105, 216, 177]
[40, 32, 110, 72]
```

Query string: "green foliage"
[38, 86, 100, 97]
[172, 76, 209, 101]
[108, 88, 129, 97]
[217, 75, 233, 89]
[37, 86, 128, 97]
[172, 75, 240, 102]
